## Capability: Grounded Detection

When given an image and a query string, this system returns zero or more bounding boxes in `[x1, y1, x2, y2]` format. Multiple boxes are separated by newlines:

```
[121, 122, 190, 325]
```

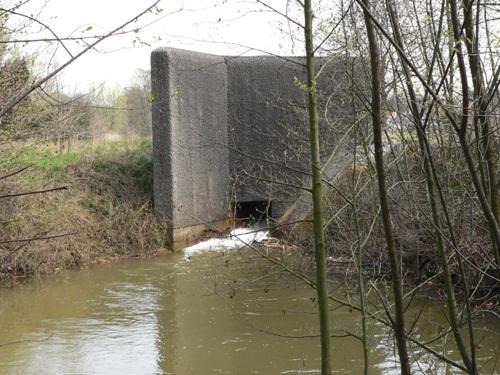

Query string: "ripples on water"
[0, 236, 498, 374]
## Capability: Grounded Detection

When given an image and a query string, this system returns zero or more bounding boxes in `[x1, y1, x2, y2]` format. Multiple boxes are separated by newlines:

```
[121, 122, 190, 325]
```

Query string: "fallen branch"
[0, 186, 68, 199]
[0, 231, 78, 245]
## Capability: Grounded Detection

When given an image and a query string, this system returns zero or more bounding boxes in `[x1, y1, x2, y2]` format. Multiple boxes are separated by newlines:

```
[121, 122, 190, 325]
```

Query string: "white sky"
[13, 0, 301, 92]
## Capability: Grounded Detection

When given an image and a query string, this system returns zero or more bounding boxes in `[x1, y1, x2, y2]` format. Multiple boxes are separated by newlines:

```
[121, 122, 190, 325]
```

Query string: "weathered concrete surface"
[151, 48, 230, 248]
[152, 47, 368, 248]
[226, 56, 308, 217]
[226, 55, 366, 218]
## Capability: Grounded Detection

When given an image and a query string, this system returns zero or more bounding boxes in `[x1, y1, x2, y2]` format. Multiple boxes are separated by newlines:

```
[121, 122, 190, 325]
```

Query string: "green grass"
[4, 139, 151, 174]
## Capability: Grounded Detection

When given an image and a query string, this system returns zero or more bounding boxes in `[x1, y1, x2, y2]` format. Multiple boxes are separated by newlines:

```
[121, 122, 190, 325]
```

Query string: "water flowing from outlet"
[183, 227, 269, 258]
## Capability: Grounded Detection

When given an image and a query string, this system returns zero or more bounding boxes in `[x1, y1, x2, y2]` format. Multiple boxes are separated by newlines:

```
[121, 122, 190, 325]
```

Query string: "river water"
[0, 241, 498, 374]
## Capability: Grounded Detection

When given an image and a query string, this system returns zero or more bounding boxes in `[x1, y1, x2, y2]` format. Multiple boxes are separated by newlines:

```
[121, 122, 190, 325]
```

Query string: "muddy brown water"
[0, 249, 498, 374]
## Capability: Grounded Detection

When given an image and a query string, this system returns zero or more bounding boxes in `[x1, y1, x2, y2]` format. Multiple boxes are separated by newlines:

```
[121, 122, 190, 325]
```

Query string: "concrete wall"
[152, 48, 368, 248]
[226, 56, 308, 216]
[226, 55, 367, 217]
[151, 48, 230, 247]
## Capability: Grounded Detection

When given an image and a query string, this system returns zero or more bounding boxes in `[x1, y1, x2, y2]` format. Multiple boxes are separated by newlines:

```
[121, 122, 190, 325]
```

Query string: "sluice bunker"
[151, 48, 368, 248]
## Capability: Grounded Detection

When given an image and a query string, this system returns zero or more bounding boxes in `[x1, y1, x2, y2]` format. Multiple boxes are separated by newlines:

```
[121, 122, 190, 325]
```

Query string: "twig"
[0, 186, 67, 199]
[250, 323, 356, 339]
[0, 166, 31, 181]
[0, 0, 160, 119]
[0, 231, 78, 245]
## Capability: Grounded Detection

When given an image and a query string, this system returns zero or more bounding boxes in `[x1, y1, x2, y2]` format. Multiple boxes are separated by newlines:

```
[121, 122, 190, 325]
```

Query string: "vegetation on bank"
[1, 136, 497, 297]
[282, 142, 499, 303]
[0, 139, 168, 283]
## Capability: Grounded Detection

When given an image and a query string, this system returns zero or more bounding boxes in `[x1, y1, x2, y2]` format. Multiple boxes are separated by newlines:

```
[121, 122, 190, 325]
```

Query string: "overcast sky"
[14, 0, 299, 92]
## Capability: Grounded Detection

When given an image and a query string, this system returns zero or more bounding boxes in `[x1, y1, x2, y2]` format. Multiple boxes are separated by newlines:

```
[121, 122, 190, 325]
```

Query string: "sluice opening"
[232, 200, 272, 225]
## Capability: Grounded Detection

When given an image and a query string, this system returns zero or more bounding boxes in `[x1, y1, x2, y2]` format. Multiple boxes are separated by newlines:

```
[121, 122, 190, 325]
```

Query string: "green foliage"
[7, 140, 151, 178]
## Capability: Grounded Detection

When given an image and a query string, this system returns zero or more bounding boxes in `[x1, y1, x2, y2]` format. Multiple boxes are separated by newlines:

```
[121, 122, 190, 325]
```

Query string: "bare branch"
[0, 186, 67, 199]
[0, 0, 160, 119]
[0, 231, 78, 245]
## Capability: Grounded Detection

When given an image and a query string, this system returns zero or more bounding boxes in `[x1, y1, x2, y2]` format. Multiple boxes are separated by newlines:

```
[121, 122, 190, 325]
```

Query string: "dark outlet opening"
[232, 200, 272, 224]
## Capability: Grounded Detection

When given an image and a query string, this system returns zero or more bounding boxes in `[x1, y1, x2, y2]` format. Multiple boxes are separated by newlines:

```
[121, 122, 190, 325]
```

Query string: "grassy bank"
[0, 139, 169, 283]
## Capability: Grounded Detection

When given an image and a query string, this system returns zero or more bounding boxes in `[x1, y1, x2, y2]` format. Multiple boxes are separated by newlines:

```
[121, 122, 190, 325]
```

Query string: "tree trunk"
[360, 0, 411, 373]
[303, 1, 332, 373]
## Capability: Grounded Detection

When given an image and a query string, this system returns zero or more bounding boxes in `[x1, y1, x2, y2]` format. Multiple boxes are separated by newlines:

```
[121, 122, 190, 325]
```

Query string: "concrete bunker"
[151, 47, 367, 248]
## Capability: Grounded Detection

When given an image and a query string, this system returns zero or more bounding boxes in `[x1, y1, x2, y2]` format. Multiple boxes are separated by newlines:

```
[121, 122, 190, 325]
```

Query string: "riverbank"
[1, 138, 497, 309]
[0, 139, 169, 283]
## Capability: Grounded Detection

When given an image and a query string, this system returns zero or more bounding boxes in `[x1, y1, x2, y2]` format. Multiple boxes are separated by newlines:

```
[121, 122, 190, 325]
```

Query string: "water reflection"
[0, 266, 163, 374]
[0, 250, 498, 374]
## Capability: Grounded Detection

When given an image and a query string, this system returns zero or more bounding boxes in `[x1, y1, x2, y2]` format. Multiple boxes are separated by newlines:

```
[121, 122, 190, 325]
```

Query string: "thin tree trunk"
[351, 64, 369, 375]
[462, 0, 500, 265]
[447, 0, 500, 259]
[385, 1, 476, 371]
[360, 1, 411, 373]
[302, 1, 332, 373]
[353, 161, 369, 375]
